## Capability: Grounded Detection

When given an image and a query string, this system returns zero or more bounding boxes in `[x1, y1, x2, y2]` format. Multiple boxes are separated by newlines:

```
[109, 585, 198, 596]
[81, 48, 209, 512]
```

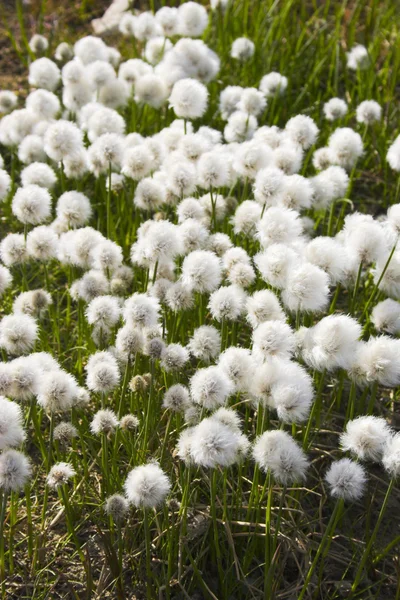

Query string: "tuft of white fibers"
[162, 384, 190, 412]
[219, 86, 243, 120]
[179, 218, 209, 254]
[13, 289, 52, 317]
[278, 174, 313, 210]
[222, 246, 250, 270]
[123, 294, 160, 329]
[210, 407, 242, 432]
[254, 244, 299, 290]
[54, 421, 78, 445]
[0, 449, 31, 491]
[323, 97, 348, 121]
[26, 226, 58, 261]
[0, 363, 12, 397]
[387, 136, 400, 172]
[6, 358, 37, 401]
[252, 321, 295, 361]
[0, 233, 28, 266]
[273, 140, 304, 175]
[371, 299, 400, 334]
[44, 120, 83, 162]
[71, 270, 109, 302]
[115, 324, 144, 361]
[232, 200, 261, 235]
[86, 60, 115, 92]
[169, 78, 209, 120]
[246, 289, 286, 328]
[91, 240, 123, 273]
[181, 250, 222, 293]
[325, 458, 366, 501]
[301, 314, 361, 372]
[253, 167, 285, 207]
[233, 141, 271, 180]
[346, 44, 369, 70]
[0, 396, 26, 449]
[349, 337, 400, 388]
[197, 151, 230, 190]
[253, 430, 309, 485]
[56, 191, 92, 228]
[74, 35, 109, 65]
[29, 57, 60, 91]
[382, 433, 400, 479]
[356, 100, 381, 124]
[121, 145, 152, 181]
[89, 133, 124, 174]
[29, 33, 48, 54]
[0, 90, 18, 114]
[285, 115, 319, 150]
[189, 417, 244, 468]
[47, 462, 76, 488]
[282, 262, 330, 313]
[105, 494, 129, 522]
[373, 249, 400, 299]
[178, 2, 208, 37]
[224, 110, 257, 143]
[144, 36, 172, 65]
[165, 281, 194, 312]
[21, 162, 56, 190]
[87, 107, 126, 142]
[312, 147, 336, 171]
[124, 462, 171, 508]
[188, 325, 221, 362]
[257, 206, 303, 249]
[305, 236, 348, 285]
[26, 89, 60, 120]
[133, 177, 166, 212]
[218, 347, 254, 392]
[238, 88, 267, 118]
[135, 74, 169, 109]
[0, 266, 12, 297]
[259, 72, 288, 97]
[227, 261, 256, 288]
[54, 41, 74, 62]
[231, 37, 255, 61]
[340, 416, 392, 462]
[0, 169, 11, 202]
[328, 127, 363, 170]
[37, 369, 79, 413]
[155, 6, 180, 37]
[86, 351, 120, 393]
[90, 409, 119, 435]
[12, 185, 51, 226]
[0, 314, 38, 356]
[86, 295, 121, 330]
[343, 214, 386, 265]
[179, 132, 211, 162]
[190, 365, 233, 410]
[208, 284, 247, 321]
[267, 358, 313, 423]
[160, 343, 190, 372]
[167, 158, 197, 198]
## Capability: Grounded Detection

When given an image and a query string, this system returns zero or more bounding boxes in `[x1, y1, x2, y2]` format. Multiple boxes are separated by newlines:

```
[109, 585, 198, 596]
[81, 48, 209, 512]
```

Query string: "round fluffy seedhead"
[169, 78, 209, 120]
[47, 462, 76, 488]
[54, 421, 78, 446]
[90, 409, 119, 435]
[252, 430, 309, 485]
[325, 458, 367, 501]
[0, 314, 38, 356]
[105, 494, 129, 522]
[382, 433, 400, 479]
[0, 396, 26, 450]
[124, 462, 171, 508]
[120, 414, 139, 431]
[340, 416, 392, 462]
[231, 37, 255, 61]
[12, 185, 51, 225]
[0, 449, 31, 491]
[163, 384, 190, 412]
[188, 325, 221, 362]
[189, 417, 245, 467]
[190, 366, 233, 410]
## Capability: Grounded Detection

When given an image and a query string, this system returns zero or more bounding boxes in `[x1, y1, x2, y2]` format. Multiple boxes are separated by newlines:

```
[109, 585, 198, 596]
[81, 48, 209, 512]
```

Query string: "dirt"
[0, 0, 112, 93]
